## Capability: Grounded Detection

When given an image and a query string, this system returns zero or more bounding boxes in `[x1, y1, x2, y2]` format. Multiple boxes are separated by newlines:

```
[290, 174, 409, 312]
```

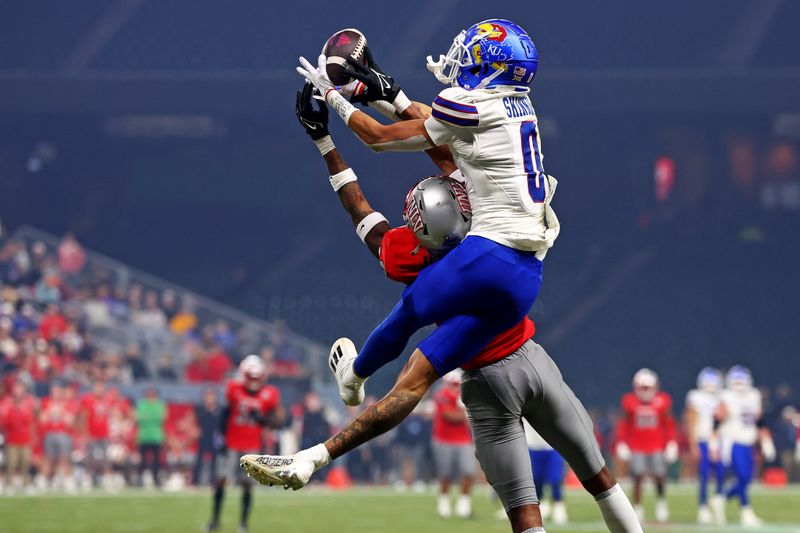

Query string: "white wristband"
[329, 168, 357, 192]
[356, 212, 388, 242]
[314, 135, 335, 156]
[392, 90, 413, 114]
[325, 89, 358, 124]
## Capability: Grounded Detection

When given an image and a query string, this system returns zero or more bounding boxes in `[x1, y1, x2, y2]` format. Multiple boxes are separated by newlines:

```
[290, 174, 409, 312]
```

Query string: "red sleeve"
[661, 393, 677, 441]
[616, 395, 633, 444]
[380, 227, 432, 284]
[261, 386, 280, 412]
[225, 381, 237, 405]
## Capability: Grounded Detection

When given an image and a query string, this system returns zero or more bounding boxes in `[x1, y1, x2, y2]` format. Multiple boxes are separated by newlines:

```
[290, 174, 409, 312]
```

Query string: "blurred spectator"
[298, 390, 330, 450]
[125, 343, 150, 381]
[761, 140, 800, 211]
[156, 354, 179, 382]
[133, 291, 167, 331]
[185, 343, 232, 384]
[57, 233, 86, 276]
[0, 377, 38, 493]
[35, 274, 62, 305]
[192, 388, 221, 486]
[136, 387, 167, 488]
[169, 301, 198, 335]
[39, 304, 67, 342]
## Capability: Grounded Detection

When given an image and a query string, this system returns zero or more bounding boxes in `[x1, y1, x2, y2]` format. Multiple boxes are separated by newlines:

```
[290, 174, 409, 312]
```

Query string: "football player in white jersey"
[684, 367, 725, 524]
[711, 366, 776, 527]
[296, 19, 559, 424]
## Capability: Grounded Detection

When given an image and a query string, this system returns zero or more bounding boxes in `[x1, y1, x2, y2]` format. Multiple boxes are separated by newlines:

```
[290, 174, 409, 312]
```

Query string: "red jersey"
[432, 385, 472, 445]
[0, 395, 37, 446]
[40, 397, 79, 435]
[380, 227, 535, 370]
[617, 392, 676, 453]
[80, 390, 119, 440]
[224, 380, 280, 452]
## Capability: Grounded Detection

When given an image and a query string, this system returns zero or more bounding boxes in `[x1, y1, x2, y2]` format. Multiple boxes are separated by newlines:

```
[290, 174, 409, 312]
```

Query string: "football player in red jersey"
[39, 381, 79, 491]
[432, 370, 475, 519]
[206, 355, 283, 533]
[616, 369, 678, 523]
[79, 379, 118, 488]
[0, 377, 38, 493]
[240, 84, 644, 533]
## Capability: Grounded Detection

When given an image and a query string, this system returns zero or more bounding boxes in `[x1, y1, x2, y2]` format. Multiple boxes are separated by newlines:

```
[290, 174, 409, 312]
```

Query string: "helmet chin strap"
[473, 65, 506, 89]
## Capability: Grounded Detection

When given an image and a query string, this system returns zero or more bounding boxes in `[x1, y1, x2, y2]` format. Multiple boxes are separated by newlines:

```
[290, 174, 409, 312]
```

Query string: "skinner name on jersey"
[503, 96, 533, 119]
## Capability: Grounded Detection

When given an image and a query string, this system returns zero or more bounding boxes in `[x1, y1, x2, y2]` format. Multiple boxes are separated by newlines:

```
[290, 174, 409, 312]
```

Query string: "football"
[322, 28, 368, 85]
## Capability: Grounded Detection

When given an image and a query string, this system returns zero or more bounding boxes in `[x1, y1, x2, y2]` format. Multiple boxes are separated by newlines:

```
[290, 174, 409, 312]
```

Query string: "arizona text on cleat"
[239, 444, 331, 490]
[329, 338, 366, 406]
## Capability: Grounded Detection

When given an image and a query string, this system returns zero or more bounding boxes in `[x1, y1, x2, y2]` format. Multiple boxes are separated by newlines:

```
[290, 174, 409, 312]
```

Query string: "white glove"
[297, 54, 335, 96]
[760, 436, 776, 463]
[616, 442, 631, 461]
[665, 440, 679, 463]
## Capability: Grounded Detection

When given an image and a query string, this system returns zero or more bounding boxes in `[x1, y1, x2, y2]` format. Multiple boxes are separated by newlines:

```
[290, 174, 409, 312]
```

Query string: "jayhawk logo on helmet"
[427, 18, 538, 90]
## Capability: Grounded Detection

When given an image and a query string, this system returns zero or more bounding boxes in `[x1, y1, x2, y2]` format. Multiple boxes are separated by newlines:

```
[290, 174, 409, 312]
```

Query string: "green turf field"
[2, 485, 799, 533]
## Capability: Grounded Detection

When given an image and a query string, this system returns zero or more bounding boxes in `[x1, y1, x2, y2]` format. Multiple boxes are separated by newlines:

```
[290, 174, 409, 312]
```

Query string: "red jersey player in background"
[207, 355, 283, 533]
[39, 380, 79, 492]
[616, 369, 678, 523]
[79, 378, 120, 489]
[0, 377, 38, 494]
[432, 370, 475, 519]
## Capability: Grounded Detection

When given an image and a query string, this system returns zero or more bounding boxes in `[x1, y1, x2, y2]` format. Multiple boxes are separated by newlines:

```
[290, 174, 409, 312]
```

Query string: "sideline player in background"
[241, 84, 643, 533]
[525, 423, 568, 525]
[684, 367, 725, 524]
[206, 355, 283, 533]
[39, 380, 79, 492]
[616, 369, 677, 522]
[0, 377, 37, 494]
[712, 365, 775, 527]
[432, 370, 474, 519]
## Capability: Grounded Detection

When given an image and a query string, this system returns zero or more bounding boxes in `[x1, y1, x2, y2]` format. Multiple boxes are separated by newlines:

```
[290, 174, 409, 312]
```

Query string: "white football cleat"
[239, 444, 330, 490]
[740, 506, 763, 527]
[698, 505, 713, 524]
[455, 495, 472, 518]
[634, 504, 645, 522]
[711, 494, 727, 525]
[655, 498, 669, 522]
[329, 338, 366, 406]
[437, 494, 452, 518]
[552, 501, 568, 525]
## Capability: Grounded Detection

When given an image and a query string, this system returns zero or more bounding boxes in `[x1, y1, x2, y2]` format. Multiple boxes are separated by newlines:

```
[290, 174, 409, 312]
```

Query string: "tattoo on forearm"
[338, 183, 373, 224]
[325, 390, 421, 459]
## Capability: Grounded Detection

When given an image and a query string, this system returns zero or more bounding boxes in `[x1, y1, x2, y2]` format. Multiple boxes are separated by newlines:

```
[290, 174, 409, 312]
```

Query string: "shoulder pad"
[431, 88, 480, 127]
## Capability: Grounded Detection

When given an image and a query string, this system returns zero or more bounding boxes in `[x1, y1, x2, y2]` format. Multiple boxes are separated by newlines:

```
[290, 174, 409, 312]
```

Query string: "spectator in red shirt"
[40, 381, 79, 491]
[57, 232, 86, 276]
[432, 370, 475, 519]
[0, 377, 38, 493]
[39, 304, 68, 342]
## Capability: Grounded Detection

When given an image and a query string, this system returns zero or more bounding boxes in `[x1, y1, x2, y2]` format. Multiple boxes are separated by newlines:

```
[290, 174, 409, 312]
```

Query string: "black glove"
[295, 82, 329, 140]
[344, 47, 402, 105]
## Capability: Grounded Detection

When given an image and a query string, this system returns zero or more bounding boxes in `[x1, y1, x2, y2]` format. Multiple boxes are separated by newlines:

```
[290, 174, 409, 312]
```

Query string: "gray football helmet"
[403, 176, 472, 255]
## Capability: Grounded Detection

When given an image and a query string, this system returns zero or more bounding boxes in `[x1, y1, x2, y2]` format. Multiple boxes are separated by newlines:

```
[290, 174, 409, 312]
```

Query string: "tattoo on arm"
[325, 389, 422, 459]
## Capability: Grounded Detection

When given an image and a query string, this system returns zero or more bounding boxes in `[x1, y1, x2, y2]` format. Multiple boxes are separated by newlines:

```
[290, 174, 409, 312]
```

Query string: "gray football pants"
[461, 340, 605, 511]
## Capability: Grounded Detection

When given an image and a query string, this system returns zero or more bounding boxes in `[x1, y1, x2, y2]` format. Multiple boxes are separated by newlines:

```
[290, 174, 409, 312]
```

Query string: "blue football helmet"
[427, 19, 538, 90]
[697, 367, 723, 392]
[725, 365, 753, 391]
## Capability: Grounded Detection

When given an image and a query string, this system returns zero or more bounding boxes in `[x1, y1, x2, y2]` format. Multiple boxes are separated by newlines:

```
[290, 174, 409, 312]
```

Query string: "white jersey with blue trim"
[686, 389, 720, 442]
[524, 420, 553, 451]
[720, 388, 762, 446]
[424, 86, 555, 253]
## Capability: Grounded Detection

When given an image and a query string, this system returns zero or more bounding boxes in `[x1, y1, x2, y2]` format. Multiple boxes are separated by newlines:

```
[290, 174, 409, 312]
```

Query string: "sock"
[241, 489, 252, 526]
[521, 528, 546, 533]
[211, 485, 224, 524]
[595, 484, 644, 533]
